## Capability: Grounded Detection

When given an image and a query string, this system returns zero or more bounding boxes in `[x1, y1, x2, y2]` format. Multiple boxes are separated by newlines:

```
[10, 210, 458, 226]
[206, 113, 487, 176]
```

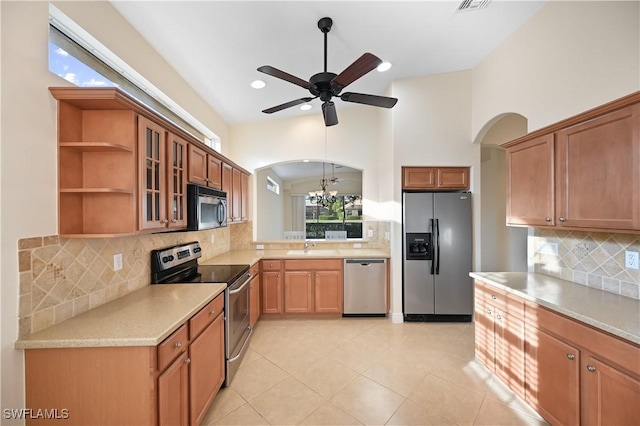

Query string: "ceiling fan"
[257, 17, 398, 126]
[329, 163, 345, 185]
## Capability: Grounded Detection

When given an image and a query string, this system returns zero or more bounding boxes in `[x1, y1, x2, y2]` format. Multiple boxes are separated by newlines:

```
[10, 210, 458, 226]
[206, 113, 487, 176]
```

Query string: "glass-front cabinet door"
[139, 116, 167, 231]
[167, 133, 187, 229]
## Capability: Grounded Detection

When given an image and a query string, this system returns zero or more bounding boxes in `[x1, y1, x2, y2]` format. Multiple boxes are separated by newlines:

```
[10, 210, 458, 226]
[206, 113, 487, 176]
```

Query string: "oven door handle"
[228, 326, 253, 363]
[228, 274, 252, 295]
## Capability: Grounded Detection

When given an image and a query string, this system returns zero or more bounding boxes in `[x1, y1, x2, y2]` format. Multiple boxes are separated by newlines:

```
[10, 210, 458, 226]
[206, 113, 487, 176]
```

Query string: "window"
[48, 5, 220, 150]
[266, 176, 280, 195]
[305, 195, 363, 239]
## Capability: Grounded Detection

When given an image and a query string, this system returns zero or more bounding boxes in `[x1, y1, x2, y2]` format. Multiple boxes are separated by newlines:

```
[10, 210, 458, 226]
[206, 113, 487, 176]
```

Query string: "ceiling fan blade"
[262, 97, 315, 114]
[340, 92, 398, 108]
[322, 101, 338, 126]
[257, 66, 314, 90]
[330, 53, 382, 91]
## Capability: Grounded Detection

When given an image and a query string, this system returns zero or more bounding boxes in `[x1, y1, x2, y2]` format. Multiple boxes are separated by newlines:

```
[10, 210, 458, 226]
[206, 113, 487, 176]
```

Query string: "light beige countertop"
[15, 284, 226, 349]
[201, 248, 390, 266]
[470, 272, 640, 345]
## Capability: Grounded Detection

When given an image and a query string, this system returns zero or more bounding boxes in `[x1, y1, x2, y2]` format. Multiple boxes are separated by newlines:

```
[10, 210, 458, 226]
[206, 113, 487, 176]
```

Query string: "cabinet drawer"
[526, 303, 640, 376]
[250, 263, 260, 277]
[262, 260, 282, 271]
[285, 259, 342, 270]
[475, 280, 525, 319]
[158, 324, 188, 371]
[190, 293, 224, 340]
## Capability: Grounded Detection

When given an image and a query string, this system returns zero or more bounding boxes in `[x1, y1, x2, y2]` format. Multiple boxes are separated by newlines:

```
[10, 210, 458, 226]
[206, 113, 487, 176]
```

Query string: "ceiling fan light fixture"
[377, 61, 392, 72]
[250, 79, 266, 89]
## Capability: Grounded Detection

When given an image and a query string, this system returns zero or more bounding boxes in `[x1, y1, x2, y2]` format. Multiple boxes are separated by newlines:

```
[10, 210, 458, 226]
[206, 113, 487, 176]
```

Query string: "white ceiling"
[110, 1, 546, 126]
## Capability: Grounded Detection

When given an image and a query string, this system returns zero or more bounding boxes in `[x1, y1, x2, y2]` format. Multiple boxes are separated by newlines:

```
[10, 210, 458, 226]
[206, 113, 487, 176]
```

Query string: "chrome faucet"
[303, 241, 316, 252]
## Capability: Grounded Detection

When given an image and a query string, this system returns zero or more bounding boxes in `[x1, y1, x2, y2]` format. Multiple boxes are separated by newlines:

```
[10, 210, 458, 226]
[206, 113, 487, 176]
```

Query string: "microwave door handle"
[219, 202, 227, 223]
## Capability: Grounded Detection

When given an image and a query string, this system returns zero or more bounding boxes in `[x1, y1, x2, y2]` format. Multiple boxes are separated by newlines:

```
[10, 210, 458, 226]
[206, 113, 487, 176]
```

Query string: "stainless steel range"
[150, 241, 252, 386]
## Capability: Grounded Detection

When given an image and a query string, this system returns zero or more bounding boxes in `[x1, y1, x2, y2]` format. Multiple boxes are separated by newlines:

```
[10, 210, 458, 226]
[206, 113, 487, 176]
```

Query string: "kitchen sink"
[286, 249, 339, 256]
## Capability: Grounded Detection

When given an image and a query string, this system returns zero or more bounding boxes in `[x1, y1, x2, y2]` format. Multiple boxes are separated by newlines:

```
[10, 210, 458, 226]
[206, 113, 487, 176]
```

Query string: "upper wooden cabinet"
[503, 92, 640, 232]
[222, 163, 249, 224]
[505, 134, 555, 227]
[50, 87, 250, 237]
[402, 166, 470, 190]
[188, 144, 222, 190]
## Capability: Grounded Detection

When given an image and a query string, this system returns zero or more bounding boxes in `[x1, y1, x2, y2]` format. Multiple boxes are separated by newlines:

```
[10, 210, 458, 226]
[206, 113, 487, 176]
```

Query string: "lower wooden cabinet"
[474, 281, 525, 398]
[23, 293, 225, 426]
[261, 260, 283, 314]
[262, 259, 343, 315]
[158, 352, 190, 426]
[582, 355, 640, 426]
[474, 279, 640, 426]
[525, 327, 580, 426]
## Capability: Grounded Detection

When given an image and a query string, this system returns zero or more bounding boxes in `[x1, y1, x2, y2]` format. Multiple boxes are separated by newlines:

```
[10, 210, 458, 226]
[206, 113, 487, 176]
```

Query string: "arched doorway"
[478, 113, 528, 271]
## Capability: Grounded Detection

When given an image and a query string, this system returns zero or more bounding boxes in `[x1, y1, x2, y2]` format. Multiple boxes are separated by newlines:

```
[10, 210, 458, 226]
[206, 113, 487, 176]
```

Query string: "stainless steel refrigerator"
[402, 192, 473, 322]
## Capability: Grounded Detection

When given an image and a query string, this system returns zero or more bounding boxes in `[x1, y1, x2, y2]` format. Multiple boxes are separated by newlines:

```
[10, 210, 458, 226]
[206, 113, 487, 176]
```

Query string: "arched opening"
[478, 113, 529, 271]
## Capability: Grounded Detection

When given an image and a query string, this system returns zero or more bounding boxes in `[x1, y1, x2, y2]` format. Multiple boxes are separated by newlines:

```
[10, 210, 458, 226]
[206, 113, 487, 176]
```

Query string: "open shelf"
[60, 188, 134, 194]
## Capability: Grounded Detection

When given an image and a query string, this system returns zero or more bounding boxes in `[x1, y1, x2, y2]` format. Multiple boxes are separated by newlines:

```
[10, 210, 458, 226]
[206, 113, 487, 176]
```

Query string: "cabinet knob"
[161, 219, 168, 224]
[209, 310, 216, 315]
[545, 217, 552, 222]
[491, 295, 497, 300]
[586, 365, 596, 372]
[496, 314, 502, 320]
[487, 309, 492, 315]
[567, 353, 575, 360]
[184, 358, 191, 365]
[174, 342, 182, 348]
[559, 217, 567, 222]
[171, 219, 177, 223]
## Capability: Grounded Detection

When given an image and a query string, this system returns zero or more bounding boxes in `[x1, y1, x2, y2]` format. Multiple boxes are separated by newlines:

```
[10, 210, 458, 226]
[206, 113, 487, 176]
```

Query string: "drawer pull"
[559, 217, 567, 222]
[174, 342, 182, 348]
[545, 217, 552, 222]
[586, 365, 596, 372]
[567, 353, 575, 360]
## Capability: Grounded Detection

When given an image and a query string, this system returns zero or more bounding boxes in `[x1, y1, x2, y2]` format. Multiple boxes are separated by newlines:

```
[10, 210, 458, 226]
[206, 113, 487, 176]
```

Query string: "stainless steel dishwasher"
[343, 259, 387, 317]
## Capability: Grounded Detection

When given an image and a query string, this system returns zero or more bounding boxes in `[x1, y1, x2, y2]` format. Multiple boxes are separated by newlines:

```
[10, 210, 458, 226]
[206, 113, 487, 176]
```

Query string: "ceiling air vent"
[457, 0, 490, 11]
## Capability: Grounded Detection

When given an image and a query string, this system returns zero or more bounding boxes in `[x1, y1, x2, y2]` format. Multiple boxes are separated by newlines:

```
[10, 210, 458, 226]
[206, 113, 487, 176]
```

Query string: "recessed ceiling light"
[250, 80, 266, 89]
[300, 104, 312, 111]
[303, 159, 310, 162]
[377, 62, 392, 72]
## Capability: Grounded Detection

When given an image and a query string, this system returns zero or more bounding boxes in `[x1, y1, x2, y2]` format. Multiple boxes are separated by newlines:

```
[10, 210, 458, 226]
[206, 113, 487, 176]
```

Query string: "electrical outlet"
[113, 253, 123, 271]
[210, 234, 215, 243]
[256, 244, 265, 250]
[367, 229, 374, 238]
[353, 243, 362, 249]
[625, 250, 639, 269]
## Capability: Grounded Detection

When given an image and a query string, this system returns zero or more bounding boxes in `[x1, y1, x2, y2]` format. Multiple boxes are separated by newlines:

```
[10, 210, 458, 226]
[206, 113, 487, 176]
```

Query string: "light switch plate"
[211, 234, 215, 243]
[113, 253, 123, 271]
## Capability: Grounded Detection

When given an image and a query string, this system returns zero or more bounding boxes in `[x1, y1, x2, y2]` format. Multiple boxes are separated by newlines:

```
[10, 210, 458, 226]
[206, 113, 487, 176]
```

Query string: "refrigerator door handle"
[430, 218, 435, 275]
[435, 218, 440, 275]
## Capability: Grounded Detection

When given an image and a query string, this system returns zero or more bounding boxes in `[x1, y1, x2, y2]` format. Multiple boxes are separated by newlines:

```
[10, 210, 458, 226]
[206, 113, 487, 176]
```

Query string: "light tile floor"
[202, 318, 548, 426]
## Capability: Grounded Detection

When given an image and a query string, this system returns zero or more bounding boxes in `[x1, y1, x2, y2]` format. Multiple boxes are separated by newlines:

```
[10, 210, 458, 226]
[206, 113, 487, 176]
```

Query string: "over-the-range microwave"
[186, 183, 227, 231]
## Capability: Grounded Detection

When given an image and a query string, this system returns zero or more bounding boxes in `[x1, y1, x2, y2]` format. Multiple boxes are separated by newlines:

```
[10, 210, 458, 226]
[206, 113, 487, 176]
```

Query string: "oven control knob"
[193, 247, 201, 253]
[162, 255, 175, 263]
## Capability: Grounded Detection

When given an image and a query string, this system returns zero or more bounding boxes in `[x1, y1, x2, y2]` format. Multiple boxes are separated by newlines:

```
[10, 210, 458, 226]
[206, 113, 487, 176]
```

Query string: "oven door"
[224, 272, 252, 386]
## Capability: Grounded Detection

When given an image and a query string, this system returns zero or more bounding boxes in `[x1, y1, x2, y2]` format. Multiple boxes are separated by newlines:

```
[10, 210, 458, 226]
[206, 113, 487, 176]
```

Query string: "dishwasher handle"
[345, 259, 386, 266]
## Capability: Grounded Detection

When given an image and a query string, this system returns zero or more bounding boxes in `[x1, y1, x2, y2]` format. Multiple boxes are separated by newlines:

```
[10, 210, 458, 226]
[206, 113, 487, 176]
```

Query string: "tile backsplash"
[532, 228, 640, 299]
[17, 223, 250, 339]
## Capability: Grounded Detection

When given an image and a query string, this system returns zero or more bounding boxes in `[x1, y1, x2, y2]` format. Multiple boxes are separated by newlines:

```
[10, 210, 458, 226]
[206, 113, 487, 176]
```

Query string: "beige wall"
[472, 0, 640, 140]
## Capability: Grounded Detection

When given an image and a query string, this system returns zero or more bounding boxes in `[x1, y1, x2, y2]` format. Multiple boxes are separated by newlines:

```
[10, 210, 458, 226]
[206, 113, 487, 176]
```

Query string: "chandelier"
[308, 162, 338, 207]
